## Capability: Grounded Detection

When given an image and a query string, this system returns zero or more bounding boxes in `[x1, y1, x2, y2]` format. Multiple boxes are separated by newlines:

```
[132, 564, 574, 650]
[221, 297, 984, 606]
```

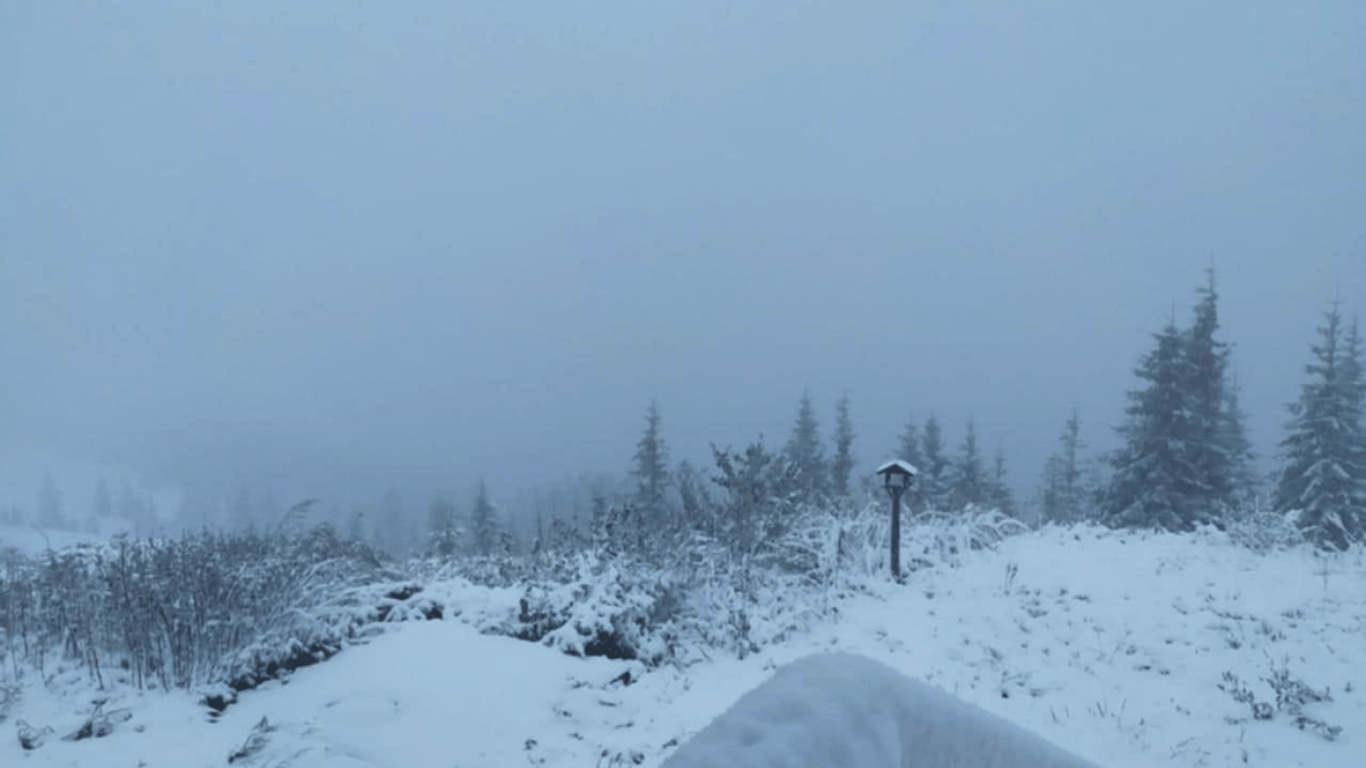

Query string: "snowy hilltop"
[1, 519, 1362, 768]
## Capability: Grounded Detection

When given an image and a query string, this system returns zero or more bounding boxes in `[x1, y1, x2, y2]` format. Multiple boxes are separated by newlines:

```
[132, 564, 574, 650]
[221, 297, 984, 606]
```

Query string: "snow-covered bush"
[0, 522, 433, 698]
[682, 553, 827, 660]
[1224, 503, 1304, 554]
[215, 567, 415, 693]
[499, 551, 681, 664]
[443, 554, 534, 588]
[470, 498, 1033, 665]
[909, 506, 1031, 564]
[769, 502, 889, 585]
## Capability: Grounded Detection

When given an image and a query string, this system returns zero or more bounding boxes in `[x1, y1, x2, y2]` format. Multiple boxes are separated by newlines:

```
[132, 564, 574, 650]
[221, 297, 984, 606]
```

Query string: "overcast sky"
[3, 1, 1364, 512]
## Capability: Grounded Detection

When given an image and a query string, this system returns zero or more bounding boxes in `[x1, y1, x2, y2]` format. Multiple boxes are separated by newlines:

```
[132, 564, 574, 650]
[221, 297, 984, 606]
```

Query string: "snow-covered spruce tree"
[1181, 268, 1250, 517]
[830, 395, 856, 497]
[920, 415, 950, 510]
[675, 459, 713, 533]
[895, 415, 925, 470]
[1221, 378, 1259, 500]
[784, 393, 827, 503]
[947, 418, 988, 510]
[1105, 318, 1202, 530]
[543, 511, 583, 556]
[711, 437, 799, 554]
[1041, 410, 1086, 524]
[632, 400, 670, 528]
[427, 495, 459, 558]
[1106, 273, 1250, 532]
[895, 415, 926, 510]
[469, 481, 501, 556]
[1274, 305, 1366, 550]
[988, 444, 1015, 516]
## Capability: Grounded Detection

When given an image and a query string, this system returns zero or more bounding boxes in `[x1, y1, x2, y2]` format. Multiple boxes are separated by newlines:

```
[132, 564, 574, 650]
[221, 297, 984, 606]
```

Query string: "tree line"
[11, 269, 1363, 553]
[1046, 269, 1364, 549]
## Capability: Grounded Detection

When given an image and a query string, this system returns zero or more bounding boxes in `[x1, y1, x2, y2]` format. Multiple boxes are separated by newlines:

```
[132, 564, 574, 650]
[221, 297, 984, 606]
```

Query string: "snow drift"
[661, 652, 1100, 768]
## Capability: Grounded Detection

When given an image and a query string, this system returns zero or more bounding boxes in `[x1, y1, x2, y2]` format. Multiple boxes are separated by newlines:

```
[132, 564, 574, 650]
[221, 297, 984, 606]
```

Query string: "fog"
[3, 2, 1364, 523]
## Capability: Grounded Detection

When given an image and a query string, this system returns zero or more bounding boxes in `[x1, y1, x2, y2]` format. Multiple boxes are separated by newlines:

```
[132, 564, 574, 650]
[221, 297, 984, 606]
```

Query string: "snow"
[659, 653, 1098, 768]
[877, 459, 919, 476]
[4, 525, 1363, 768]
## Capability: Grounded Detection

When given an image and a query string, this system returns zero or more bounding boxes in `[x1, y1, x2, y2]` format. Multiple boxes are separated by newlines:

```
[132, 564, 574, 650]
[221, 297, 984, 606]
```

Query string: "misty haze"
[1, 2, 1364, 768]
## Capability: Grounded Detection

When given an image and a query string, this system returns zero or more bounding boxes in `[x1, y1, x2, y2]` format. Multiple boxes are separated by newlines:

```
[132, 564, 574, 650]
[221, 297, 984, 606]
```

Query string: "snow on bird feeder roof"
[876, 459, 919, 477]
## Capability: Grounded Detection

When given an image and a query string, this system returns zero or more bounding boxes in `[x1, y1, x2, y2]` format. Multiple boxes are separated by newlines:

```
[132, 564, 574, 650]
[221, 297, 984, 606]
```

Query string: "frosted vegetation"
[2, 510, 1362, 767]
[1, 269, 1363, 766]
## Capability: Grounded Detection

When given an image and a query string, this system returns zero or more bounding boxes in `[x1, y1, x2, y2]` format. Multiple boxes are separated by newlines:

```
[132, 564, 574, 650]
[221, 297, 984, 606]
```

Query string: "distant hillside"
[0, 448, 180, 529]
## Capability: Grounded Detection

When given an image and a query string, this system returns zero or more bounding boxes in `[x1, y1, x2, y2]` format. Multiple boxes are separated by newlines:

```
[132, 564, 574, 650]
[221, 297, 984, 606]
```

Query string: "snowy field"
[3, 526, 1363, 768]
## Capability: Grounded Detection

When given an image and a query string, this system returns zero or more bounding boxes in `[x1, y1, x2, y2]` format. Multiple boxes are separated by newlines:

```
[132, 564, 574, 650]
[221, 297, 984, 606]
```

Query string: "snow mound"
[662, 652, 1098, 768]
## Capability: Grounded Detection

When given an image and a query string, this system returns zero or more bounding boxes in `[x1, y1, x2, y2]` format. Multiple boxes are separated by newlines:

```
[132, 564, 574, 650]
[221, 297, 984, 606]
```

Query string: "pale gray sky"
[3, 1, 1364, 513]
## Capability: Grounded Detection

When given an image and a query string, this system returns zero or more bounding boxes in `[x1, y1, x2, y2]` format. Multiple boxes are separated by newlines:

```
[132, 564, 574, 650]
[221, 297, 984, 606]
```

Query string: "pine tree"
[1107, 272, 1252, 531]
[1106, 318, 1200, 530]
[631, 400, 670, 525]
[830, 395, 856, 497]
[1181, 269, 1243, 517]
[920, 415, 950, 510]
[894, 416, 926, 511]
[784, 392, 827, 502]
[948, 418, 987, 509]
[590, 484, 610, 537]
[711, 436, 799, 552]
[896, 416, 925, 469]
[1345, 316, 1366, 517]
[1041, 410, 1086, 524]
[546, 510, 582, 554]
[427, 495, 459, 557]
[675, 459, 712, 532]
[1220, 379, 1258, 498]
[470, 481, 500, 556]
[988, 444, 1015, 515]
[1275, 304, 1366, 549]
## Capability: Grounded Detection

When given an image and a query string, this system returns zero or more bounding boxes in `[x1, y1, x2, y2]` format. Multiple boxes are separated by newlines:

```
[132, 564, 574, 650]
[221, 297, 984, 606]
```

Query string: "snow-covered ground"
[3, 526, 1362, 768]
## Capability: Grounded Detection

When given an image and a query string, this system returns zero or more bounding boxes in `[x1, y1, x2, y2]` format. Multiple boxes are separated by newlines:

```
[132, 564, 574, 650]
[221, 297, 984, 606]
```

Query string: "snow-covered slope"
[659, 653, 1098, 768]
[3, 526, 1362, 768]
